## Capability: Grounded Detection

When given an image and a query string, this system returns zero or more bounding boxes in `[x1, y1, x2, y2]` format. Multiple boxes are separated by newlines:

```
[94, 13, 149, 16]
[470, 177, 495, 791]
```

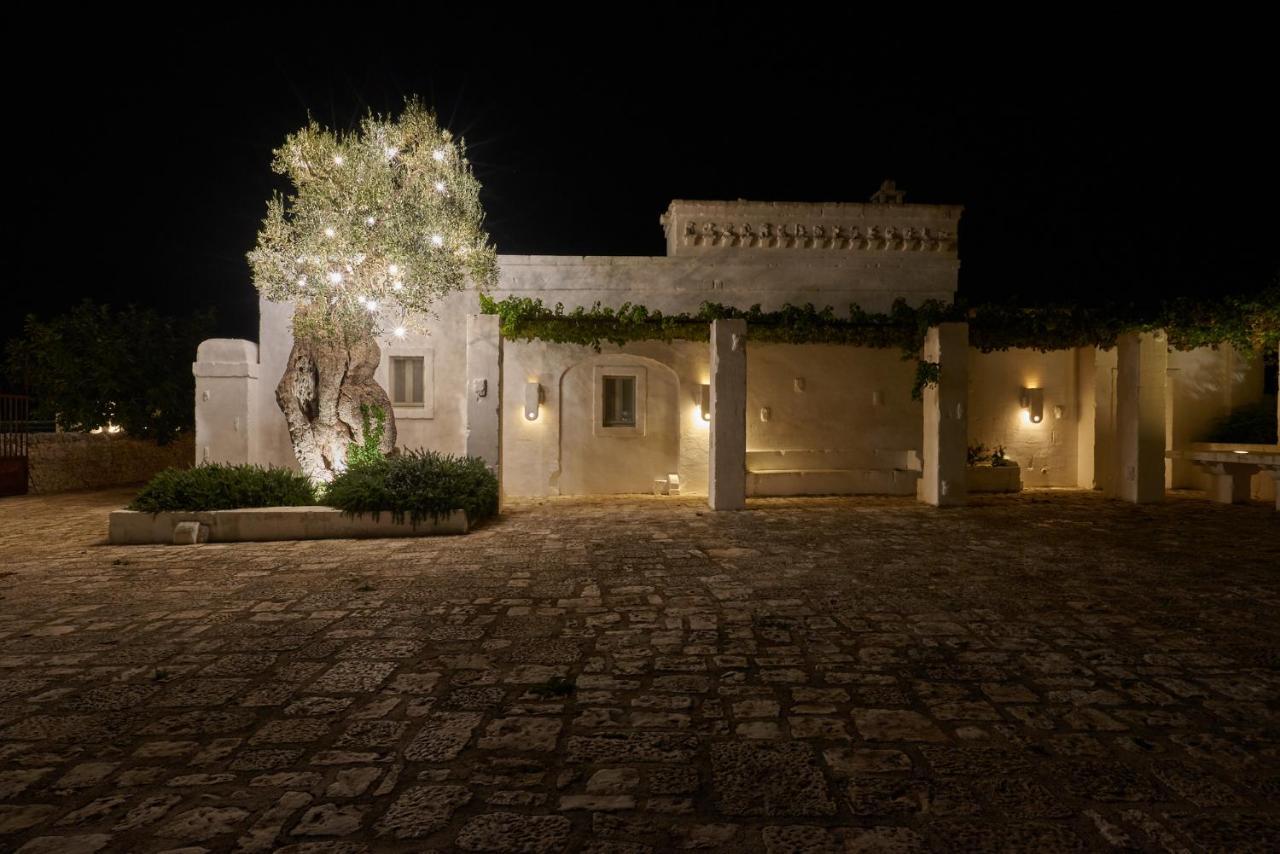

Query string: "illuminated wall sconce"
[524, 381, 543, 421]
[1020, 387, 1044, 424]
[699, 384, 711, 421]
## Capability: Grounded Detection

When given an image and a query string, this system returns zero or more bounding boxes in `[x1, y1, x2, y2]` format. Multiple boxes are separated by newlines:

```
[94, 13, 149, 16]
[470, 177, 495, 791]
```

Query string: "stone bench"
[1166, 443, 1280, 509]
[746, 449, 920, 497]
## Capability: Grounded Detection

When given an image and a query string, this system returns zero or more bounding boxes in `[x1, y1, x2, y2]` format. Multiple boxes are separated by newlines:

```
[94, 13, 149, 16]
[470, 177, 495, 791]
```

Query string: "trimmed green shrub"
[129, 464, 317, 512]
[325, 450, 499, 526]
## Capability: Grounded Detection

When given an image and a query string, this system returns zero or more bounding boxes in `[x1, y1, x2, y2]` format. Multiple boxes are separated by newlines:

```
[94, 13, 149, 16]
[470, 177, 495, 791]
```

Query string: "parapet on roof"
[660, 181, 962, 259]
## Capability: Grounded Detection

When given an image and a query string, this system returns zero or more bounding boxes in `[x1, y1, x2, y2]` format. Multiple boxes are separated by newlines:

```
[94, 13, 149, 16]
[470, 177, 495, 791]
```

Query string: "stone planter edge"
[109, 506, 469, 544]
[967, 463, 1022, 493]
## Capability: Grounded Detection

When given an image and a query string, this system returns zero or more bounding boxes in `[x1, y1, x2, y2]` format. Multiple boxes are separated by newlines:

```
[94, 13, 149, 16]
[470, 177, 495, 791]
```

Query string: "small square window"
[390, 356, 425, 406]
[602, 376, 636, 427]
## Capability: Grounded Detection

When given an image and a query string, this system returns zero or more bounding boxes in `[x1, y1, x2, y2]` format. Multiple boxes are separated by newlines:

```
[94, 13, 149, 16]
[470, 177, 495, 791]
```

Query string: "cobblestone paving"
[1, 487, 1278, 853]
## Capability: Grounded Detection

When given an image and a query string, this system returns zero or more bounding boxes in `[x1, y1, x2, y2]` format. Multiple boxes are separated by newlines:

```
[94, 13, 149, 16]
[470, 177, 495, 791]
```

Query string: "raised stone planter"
[109, 506, 468, 545]
[967, 464, 1022, 493]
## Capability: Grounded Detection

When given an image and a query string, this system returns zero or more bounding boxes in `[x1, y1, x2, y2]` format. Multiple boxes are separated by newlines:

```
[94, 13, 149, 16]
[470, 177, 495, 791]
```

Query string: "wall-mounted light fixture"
[524, 381, 543, 421]
[700, 384, 711, 422]
[1020, 387, 1044, 424]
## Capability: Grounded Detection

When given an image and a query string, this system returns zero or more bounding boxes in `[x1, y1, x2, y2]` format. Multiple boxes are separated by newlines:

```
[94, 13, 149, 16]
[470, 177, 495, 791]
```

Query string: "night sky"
[10, 13, 1278, 351]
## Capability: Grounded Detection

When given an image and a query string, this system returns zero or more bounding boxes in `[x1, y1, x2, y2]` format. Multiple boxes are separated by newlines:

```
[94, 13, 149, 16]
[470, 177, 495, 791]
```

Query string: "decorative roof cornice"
[660, 194, 962, 256]
[671, 219, 957, 252]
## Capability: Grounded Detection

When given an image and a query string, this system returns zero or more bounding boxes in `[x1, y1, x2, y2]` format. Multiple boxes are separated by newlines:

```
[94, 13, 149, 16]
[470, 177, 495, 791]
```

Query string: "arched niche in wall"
[557, 353, 681, 495]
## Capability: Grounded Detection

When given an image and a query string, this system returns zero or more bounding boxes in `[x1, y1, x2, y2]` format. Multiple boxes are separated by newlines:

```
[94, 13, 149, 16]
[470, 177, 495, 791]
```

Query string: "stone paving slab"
[0, 487, 1278, 851]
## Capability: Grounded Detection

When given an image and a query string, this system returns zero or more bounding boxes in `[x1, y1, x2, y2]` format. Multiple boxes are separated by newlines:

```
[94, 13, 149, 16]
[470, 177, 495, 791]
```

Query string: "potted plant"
[967, 443, 1022, 493]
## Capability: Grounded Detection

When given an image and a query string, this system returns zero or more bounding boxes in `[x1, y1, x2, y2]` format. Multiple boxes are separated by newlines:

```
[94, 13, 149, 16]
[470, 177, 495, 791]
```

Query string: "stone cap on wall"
[194, 338, 260, 378]
[660, 198, 963, 258]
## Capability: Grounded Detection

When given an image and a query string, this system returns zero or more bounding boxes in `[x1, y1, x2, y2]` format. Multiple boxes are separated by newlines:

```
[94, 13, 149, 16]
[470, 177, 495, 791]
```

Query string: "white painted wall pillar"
[709, 319, 746, 510]
[1093, 347, 1119, 496]
[1075, 346, 1097, 488]
[193, 339, 259, 466]
[919, 323, 968, 506]
[1115, 331, 1167, 503]
[465, 314, 502, 487]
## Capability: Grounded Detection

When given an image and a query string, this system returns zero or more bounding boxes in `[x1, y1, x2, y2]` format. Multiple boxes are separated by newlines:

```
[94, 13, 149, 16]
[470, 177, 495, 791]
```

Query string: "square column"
[1115, 331, 1167, 503]
[193, 339, 259, 466]
[466, 314, 503, 484]
[709, 319, 746, 510]
[919, 323, 969, 507]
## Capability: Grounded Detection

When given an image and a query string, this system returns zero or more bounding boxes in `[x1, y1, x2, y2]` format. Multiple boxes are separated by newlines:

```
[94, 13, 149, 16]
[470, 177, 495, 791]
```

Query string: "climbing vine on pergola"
[480, 289, 1279, 356]
[480, 288, 1278, 400]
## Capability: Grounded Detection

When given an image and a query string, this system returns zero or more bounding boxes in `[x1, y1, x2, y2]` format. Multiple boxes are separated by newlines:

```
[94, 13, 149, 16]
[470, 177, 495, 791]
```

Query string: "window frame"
[602, 374, 638, 428]
[382, 346, 435, 420]
[592, 364, 646, 438]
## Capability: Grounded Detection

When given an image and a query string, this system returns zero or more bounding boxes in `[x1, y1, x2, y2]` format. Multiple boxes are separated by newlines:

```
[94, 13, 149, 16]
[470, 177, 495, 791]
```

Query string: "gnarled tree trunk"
[276, 335, 396, 483]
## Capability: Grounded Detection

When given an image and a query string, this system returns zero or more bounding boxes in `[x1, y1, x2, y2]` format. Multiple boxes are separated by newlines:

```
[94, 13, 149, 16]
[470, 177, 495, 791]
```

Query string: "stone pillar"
[709, 319, 746, 510]
[193, 339, 259, 466]
[1115, 331, 1167, 503]
[1093, 347, 1119, 496]
[1075, 347, 1097, 489]
[466, 315, 503, 486]
[919, 323, 968, 507]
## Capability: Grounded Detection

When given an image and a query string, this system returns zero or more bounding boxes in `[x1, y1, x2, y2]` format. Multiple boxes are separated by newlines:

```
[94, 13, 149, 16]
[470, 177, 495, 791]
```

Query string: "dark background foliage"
[4, 302, 214, 443]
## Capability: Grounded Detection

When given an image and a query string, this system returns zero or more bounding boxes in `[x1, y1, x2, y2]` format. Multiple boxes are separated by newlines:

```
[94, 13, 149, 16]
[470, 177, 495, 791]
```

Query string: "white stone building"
[195, 193, 1278, 507]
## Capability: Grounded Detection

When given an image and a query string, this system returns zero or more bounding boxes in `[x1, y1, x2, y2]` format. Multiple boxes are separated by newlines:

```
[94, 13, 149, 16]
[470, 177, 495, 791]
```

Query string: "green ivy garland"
[912, 360, 942, 401]
[479, 287, 1279, 398]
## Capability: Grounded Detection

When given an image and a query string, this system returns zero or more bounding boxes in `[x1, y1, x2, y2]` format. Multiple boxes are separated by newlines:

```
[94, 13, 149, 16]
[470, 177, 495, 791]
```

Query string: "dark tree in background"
[4, 302, 214, 444]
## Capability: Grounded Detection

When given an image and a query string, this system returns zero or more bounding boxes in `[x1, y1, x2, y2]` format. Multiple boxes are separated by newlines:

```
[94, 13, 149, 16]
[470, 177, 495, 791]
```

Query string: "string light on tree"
[248, 98, 497, 484]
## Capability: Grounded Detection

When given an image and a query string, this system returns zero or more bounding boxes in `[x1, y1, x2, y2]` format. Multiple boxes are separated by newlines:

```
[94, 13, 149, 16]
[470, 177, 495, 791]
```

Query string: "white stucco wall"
[746, 345, 920, 464]
[967, 348, 1081, 487]
[502, 342, 706, 497]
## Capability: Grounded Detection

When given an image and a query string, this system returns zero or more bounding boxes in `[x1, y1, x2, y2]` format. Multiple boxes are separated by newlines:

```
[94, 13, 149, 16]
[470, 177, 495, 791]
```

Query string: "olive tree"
[248, 100, 496, 483]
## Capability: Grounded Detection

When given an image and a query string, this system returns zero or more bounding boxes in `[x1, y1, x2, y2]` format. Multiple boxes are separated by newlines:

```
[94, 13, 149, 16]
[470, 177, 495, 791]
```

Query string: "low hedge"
[129, 463, 317, 512]
[325, 450, 499, 526]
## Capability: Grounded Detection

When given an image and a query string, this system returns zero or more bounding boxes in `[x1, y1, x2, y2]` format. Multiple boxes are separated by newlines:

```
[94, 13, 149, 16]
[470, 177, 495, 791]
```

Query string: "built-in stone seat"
[1166, 443, 1280, 509]
[746, 449, 920, 496]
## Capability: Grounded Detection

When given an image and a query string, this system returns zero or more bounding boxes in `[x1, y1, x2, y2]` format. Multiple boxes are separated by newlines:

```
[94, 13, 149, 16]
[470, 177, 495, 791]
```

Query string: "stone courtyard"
[0, 488, 1278, 853]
